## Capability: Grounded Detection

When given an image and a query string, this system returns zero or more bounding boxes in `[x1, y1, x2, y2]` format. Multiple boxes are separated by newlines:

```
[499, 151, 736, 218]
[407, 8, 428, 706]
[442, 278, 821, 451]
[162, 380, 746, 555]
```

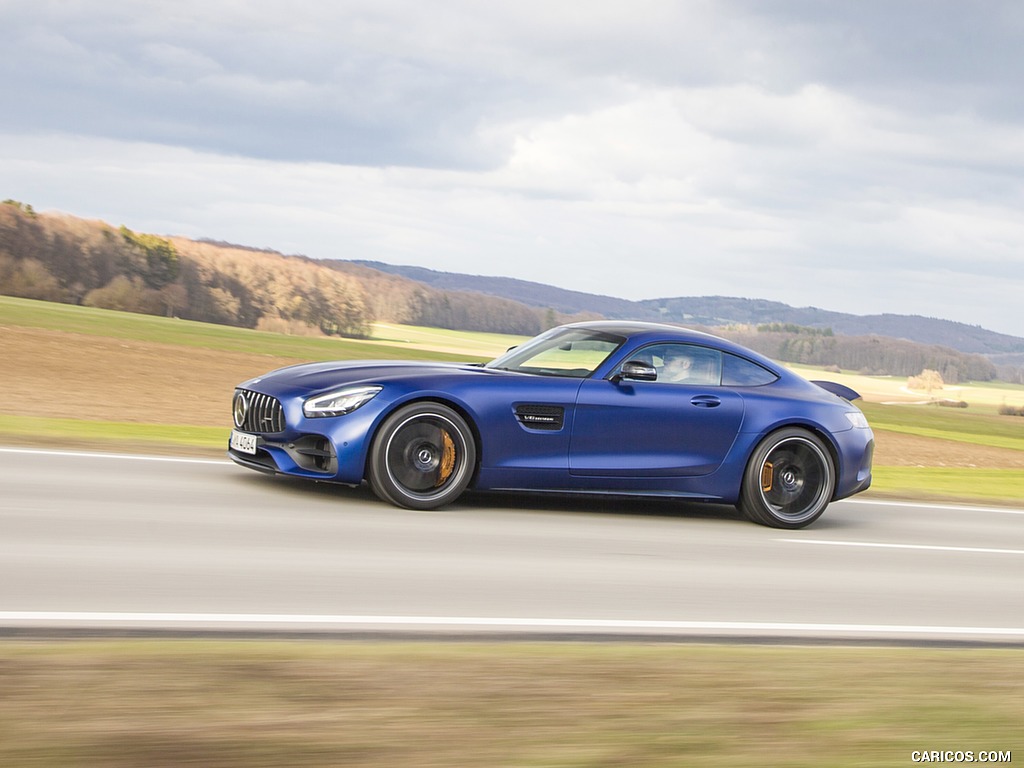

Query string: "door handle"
[690, 395, 721, 408]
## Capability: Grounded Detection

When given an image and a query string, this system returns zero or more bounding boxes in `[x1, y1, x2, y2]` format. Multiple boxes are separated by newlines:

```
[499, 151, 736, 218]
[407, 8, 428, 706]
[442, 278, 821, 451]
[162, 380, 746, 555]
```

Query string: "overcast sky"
[3, 1, 1023, 336]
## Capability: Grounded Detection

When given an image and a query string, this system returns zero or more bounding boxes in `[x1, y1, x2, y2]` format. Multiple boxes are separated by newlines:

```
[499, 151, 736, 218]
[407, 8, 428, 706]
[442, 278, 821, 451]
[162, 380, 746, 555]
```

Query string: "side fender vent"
[514, 404, 565, 431]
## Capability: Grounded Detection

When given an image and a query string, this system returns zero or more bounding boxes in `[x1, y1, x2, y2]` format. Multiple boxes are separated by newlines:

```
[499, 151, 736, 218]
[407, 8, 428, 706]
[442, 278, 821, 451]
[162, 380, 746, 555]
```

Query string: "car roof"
[565, 320, 722, 343]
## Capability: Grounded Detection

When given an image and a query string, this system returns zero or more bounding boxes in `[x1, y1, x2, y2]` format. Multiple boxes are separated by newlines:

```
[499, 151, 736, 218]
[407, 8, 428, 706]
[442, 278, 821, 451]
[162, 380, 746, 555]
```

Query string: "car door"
[568, 343, 744, 477]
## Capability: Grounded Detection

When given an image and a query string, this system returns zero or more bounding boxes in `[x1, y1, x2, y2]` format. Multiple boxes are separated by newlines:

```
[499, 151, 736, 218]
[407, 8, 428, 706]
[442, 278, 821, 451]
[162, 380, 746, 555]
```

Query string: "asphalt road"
[2, 446, 1022, 643]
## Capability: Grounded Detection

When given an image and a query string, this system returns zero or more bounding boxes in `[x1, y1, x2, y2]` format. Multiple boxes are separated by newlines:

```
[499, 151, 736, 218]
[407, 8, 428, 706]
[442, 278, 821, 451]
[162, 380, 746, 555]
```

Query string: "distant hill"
[352, 260, 1024, 358]
[349, 261, 642, 319]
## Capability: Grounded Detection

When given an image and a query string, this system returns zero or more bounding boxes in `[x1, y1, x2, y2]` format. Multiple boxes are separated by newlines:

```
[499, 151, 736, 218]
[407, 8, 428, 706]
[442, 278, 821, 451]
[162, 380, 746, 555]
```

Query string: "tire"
[739, 428, 835, 529]
[368, 402, 476, 510]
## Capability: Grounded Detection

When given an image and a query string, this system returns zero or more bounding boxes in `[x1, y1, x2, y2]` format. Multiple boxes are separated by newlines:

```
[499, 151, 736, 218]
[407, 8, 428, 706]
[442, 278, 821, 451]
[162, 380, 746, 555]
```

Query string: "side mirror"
[616, 360, 657, 382]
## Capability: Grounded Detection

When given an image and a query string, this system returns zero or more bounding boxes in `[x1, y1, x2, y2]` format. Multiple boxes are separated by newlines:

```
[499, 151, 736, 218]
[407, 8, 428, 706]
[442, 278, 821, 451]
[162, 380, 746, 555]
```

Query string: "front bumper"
[229, 432, 339, 477]
[227, 388, 390, 484]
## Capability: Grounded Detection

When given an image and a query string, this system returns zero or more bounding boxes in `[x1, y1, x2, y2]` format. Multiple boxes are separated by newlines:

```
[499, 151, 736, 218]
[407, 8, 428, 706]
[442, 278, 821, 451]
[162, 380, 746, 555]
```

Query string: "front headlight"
[844, 410, 870, 429]
[303, 385, 382, 418]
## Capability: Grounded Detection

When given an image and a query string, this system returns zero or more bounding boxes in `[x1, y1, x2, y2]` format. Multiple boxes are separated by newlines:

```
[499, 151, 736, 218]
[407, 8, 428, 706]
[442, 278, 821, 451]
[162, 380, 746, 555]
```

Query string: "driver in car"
[662, 347, 694, 382]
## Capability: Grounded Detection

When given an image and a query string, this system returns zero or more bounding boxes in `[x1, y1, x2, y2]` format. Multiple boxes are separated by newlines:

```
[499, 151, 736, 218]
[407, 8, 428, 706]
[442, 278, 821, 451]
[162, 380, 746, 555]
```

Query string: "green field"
[0, 295, 487, 363]
[859, 401, 1024, 451]
[856, 402, 1023, 502]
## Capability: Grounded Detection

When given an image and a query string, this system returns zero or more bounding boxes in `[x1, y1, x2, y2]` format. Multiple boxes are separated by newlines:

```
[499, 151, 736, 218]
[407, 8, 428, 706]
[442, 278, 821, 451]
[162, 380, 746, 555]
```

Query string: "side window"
[634, 344, 722, 385]
[722, 353, 778, 387]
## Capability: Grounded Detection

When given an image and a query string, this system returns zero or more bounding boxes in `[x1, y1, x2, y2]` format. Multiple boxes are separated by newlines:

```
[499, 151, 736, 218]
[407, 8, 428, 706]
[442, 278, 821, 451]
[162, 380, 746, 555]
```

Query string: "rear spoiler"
[811, 380, 861, 402]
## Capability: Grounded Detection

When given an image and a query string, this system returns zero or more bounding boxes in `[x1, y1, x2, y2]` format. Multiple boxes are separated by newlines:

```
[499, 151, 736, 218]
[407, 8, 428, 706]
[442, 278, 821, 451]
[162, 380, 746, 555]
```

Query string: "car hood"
[239, 360, 495, 398]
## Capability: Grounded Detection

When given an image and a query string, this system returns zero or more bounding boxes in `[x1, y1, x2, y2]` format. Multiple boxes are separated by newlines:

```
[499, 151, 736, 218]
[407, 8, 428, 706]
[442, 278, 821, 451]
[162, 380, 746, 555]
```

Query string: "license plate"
[230, 430, 258, 455]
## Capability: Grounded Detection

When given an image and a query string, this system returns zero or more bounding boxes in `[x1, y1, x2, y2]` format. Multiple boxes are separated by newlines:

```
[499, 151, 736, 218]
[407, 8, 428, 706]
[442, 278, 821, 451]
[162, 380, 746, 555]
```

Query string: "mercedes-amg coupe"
[229, 321, 873, 528]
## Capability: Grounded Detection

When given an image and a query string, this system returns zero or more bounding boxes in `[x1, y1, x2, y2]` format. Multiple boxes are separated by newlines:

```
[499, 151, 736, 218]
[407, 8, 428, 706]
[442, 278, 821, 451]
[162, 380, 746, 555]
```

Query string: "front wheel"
[739, 428, 835, 529]
[368, 402, 476, 510]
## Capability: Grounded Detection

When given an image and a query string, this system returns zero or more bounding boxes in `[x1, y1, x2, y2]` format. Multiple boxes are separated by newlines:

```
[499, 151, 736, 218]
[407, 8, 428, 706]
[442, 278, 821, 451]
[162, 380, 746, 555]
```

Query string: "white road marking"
[0, 446, 228, 465]
[0, 611, 1022, 638]
[780, 538, 1024, 556]
[842, 498, 1024, 514]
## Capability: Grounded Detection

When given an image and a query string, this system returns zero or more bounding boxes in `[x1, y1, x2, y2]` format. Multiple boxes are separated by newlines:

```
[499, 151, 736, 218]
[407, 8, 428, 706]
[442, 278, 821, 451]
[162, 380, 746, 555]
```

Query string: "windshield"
[485, 327, 625, 378]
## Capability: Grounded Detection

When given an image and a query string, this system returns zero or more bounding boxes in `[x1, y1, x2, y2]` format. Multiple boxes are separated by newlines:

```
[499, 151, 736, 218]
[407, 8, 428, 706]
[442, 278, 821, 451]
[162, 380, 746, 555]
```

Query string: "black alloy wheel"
[739, 427, 835, 529]
[368, 402, 476, 510]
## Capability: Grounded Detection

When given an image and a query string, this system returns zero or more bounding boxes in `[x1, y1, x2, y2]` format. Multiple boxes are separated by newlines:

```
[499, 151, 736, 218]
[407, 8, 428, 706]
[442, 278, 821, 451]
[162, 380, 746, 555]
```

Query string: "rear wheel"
[368, 402, 476, 510]
[739, 428, 835, 529]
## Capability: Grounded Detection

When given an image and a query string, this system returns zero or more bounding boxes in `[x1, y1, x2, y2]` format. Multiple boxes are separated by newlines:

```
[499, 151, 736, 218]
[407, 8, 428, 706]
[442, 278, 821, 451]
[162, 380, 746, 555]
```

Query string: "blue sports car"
[229, 321, 873, 528]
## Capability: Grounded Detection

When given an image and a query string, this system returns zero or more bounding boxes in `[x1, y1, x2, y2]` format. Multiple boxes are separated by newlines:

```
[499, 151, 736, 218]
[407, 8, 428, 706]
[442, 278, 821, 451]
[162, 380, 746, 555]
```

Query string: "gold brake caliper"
[436, 430, 456, 486]
[761, 461, 774, 493]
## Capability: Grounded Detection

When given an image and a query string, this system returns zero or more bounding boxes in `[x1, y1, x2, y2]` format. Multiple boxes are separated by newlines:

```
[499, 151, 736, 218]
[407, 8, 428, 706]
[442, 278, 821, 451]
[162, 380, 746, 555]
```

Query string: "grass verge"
[0, 414, 228, 453]
[1, 640, 1021, 767]
[870, 466, 1024, 504]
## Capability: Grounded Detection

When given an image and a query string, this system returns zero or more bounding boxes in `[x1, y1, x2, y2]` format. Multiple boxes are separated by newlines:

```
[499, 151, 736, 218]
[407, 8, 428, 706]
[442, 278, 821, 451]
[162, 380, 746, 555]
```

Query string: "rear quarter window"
[722, 353, 778, 387]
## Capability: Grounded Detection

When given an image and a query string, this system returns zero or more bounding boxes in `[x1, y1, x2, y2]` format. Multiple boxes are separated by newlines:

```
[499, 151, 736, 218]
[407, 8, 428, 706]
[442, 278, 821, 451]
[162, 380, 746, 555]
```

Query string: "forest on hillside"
[0, 201, 1011, 382]
[0, 202, 562, 338]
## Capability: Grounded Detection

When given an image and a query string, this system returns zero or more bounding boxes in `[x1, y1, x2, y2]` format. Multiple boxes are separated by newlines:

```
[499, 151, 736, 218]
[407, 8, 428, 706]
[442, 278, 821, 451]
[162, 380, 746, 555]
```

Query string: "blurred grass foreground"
[1, 640, 1021, 767]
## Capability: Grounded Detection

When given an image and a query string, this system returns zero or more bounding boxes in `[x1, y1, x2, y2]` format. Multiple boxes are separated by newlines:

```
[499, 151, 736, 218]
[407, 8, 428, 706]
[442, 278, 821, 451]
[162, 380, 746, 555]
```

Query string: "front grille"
[234, 389, 286, 433]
